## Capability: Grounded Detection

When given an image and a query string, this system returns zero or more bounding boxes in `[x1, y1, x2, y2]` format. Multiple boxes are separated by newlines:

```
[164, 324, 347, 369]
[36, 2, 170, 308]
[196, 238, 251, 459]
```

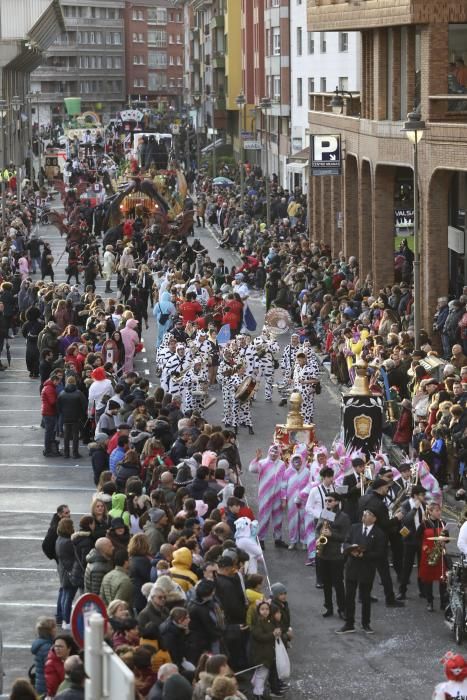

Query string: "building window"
[148, 72, 167, 90]
[271, 0, 280, 6]
[296, 27, 302, 56]
[320, 32, 326, 53]
[297, 77, 303, 106]
[177, 56, 182, 66]
[169, 34, 174, 44]
[148, 30, 167, 47]
[148, 50, 167, 67]
[107, 32, 122, 45]
[132, 33, 144, 43]
[308, 32, 314, 54]
[177, 12, 182, 22]
[169, 55, 174, 66]
[132, 9, 144, 21]
[147, 8, 167, 24]
[273, 28, 280, 56]
[176, 34, 182, 43]
[308, 77, 315, 94]
[273, 76, 281, 99]
[133, 55, 145, 65]
[338, 76, 349, 91]
[133, 78, 145, 88]
[339, 32, 348, 52]
[320, 77, 326, 92]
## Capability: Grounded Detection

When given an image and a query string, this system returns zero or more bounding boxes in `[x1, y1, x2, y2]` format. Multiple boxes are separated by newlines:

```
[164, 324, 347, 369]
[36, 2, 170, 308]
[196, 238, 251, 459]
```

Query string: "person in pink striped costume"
[281, 451, 310, 550]
[248, 444, 287, 550]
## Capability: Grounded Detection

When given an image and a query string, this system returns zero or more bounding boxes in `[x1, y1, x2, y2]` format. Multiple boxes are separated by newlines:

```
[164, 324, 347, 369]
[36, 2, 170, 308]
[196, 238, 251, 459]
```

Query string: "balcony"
[210, 14, 224, 29]
[308, 91, 361, 118]
[212, 54, 224, 69]
[428, 95, 467, 124]
[308, 0, 414, 32]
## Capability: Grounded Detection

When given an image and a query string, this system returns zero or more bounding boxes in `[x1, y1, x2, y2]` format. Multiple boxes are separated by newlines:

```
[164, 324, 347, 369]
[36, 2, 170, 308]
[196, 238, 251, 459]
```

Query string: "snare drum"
[235, 377, 256, 402]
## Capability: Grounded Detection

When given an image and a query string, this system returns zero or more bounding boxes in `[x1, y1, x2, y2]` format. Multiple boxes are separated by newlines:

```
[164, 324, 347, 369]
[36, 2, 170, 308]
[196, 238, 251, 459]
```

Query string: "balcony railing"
[428, 95, 467, 124]
[308, 91, 361, 117]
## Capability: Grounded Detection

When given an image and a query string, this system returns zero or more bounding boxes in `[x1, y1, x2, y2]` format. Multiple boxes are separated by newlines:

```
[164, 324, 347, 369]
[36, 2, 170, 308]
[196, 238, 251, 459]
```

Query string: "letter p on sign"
[314, 135, 338, 161]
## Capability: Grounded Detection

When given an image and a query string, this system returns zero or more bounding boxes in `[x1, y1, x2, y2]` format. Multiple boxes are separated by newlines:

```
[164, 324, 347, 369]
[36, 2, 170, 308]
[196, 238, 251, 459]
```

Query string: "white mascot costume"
[234, 517, 264, 574]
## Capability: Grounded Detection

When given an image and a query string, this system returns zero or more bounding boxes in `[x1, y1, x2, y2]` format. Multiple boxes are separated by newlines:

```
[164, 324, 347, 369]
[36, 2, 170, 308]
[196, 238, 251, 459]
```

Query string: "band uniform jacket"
[344, 522, 386, 584]
[342, 473, 363, 523]
[316, 510, 351, 561]
[399, 499, 425, 546]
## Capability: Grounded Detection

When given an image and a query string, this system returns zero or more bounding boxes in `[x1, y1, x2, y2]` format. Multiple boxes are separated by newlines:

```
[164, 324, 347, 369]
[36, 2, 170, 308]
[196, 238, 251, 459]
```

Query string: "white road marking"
[0, 602, 55, 607]
[0, 536, 43, 540]
[0, 567, 56, 572]
[0, 485, 95, 491]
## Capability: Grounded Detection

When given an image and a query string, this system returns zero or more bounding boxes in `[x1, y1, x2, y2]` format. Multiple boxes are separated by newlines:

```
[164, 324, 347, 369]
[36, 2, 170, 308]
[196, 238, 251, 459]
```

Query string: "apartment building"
[307, 0, 467, 330]
[31, 0, 125, 123]
[124, 0, 184, 111]
[287, 0, 359, 192]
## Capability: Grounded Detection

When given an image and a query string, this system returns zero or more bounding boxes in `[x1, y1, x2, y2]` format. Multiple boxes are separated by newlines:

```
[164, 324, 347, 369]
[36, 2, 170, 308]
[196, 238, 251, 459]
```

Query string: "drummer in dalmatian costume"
[217, 347, 236, 426]
[157, 335, 177, 391]
[292, 350, 320, 423]
[182, 357, 209, 414]
[166, 343, 192, 395]
[230, 362, 254, 435]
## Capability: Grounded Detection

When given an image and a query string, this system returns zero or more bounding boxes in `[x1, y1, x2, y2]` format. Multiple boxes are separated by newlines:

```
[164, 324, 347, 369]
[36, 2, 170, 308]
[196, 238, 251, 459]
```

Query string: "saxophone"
[427, 539, 443, 567]
[317, 520, 331, 557]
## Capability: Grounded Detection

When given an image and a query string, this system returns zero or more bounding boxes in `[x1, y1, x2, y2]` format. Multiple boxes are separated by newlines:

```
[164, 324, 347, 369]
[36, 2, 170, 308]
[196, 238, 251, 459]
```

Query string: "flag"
[216, 323, 231, 345]
[244, 306, 257, 331]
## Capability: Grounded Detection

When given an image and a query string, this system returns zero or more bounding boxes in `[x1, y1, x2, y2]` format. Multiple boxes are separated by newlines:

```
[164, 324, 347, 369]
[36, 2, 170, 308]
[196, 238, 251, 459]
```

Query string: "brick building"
[307, 0, 467, 330]
[124, 0, 184, 110]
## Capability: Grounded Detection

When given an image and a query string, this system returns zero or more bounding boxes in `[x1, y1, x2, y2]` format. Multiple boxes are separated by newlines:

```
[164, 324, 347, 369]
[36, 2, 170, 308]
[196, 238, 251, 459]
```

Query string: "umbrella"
[212, 176, 235, 186]
[5, 341, 11, 367]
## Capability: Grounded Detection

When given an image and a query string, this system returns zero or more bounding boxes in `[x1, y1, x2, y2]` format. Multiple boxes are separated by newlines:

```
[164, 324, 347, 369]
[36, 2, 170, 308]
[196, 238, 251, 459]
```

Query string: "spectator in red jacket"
[222, 307, 239, 337]
[41, 372, 62, 457]
[179, 292, 203, 324]
[44, 634, 79, 697]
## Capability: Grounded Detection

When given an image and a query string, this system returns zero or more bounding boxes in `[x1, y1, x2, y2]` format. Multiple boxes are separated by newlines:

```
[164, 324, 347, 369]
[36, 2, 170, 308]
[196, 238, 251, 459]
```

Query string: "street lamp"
[192, 92, 201, 171]
[329, 86, 356, 116]
[236, 93, 246, 211]
[260, 97, 271, 226]
[210, 93, 217, 178]
[11, 96, 22, 200]
[402, 111, 426, 351]
[0, 99, 7, 233]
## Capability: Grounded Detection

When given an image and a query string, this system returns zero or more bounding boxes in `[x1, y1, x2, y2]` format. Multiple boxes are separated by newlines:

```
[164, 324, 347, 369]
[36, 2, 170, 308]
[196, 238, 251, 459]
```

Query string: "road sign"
[241, 130, 253, 139]
[243, 140, 262, 150]
[71, 593, 108, 648]
[310, 134, 341, 176]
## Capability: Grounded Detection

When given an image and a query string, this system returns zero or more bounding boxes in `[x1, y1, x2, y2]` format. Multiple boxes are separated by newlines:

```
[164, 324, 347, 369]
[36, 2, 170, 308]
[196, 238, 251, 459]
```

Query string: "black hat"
[411, 484, 427, 496]
[399, 463, 412, 473]
[372, 477, 391, 490]
[352, 457, 365, 467]
[324, 491, 340, 502]
[110, 517, 125, 530]
[363, 507, 378, 517]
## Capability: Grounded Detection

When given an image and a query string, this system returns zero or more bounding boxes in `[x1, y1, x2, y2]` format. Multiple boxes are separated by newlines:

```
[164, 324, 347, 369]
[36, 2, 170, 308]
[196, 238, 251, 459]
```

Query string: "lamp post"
[260, 97, 271, 226]
[0, 99, 7, 234]
[26, 93, 33, 181]
[12, 96, 22, 200]
[192, 92, 201, 172]
[236, 93, 246, 211]
[210, 93, 217, 178]
[402, 111, 426, 351]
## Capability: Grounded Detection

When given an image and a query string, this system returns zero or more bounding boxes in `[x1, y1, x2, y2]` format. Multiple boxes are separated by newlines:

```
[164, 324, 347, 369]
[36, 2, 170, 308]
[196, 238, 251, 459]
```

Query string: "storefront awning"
[286, 146, 309, 172]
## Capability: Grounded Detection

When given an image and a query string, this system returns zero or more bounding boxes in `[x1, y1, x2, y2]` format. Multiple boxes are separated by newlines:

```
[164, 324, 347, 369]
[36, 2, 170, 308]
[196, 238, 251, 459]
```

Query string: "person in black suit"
[337, 509, 386, 634]
[317, 493, 351, 619]
[384, 463, 412, 580]
[396, 484, 427, 601]
[343, 458, 366, 523]
[358, 477, 405, 607]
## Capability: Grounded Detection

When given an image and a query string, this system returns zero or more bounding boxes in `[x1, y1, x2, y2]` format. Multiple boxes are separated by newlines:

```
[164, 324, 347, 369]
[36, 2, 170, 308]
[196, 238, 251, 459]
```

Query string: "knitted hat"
[271, 582, 287, 597]
[150, 508, 166, 524]
[91, 367, 106, 381]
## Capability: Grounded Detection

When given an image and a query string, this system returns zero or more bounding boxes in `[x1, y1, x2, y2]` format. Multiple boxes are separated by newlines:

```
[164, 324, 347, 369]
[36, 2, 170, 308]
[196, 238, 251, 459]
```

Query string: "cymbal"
[427, 536, 454, 541]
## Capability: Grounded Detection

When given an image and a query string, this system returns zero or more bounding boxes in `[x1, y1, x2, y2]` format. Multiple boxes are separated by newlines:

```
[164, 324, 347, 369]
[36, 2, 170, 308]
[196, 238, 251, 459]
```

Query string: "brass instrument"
[427, 539, 444, 567]
[442, 503, 467, 526]
[389, 483, 411, 518]
[317, 520, 332, 557]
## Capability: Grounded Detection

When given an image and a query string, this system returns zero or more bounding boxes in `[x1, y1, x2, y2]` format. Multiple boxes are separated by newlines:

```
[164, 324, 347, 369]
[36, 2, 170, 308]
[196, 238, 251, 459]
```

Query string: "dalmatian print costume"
[165, 345, 192, 395]
[255, 334, 279, 401]
[217, 357, 235, 425]
[278, 334, 301, 400]
[157, 343, 176, 391]
[182, 363, 209, 413]
[230, 370, 253, 431]
[292, 354, 320, 423]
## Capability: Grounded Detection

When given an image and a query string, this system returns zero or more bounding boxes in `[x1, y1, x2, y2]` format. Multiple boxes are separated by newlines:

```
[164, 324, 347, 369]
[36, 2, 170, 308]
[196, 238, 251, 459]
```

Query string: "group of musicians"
[155, 319, 322, 433]
[309, 454, 450, 634]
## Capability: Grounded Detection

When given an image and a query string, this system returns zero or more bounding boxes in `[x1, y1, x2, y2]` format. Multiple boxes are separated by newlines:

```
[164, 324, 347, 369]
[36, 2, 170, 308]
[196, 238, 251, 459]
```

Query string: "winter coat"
[169, 547, 198, 591]
[70, 531, 93, 589]
[249, 612, 276, 667]
[159, 618, 189, 669]
[129, 554, 152, 613]
[55, 684, 85, 699]
[215, 573, 247, 625]
[137, 600, 170, 639]
[55, 535, 75, 588]
[31, 636, 53, 694]
[100, 566, 134, 607]
[38, 327, 59, 357]
[192, 672, 216, 700]
[187, 596, 224, 660]
[57, 384, 87, 423]
[84, 548, 113, 594]
[90, 444, 109, 485]
[41, 378, 58, 416]
[106, 526, 130, 554]
[143, 521, 166, 556]
[393, 407, 413, 445]
[44, 648, 65, 697]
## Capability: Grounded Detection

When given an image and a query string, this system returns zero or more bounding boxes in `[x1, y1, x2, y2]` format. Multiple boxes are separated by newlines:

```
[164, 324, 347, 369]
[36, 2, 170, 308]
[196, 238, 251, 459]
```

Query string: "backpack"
[41, 523, 57, 560]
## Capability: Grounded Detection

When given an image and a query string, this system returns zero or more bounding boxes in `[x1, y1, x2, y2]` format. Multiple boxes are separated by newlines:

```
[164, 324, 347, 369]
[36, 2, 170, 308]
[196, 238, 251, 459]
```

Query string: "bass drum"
[235, 377, 256, 403]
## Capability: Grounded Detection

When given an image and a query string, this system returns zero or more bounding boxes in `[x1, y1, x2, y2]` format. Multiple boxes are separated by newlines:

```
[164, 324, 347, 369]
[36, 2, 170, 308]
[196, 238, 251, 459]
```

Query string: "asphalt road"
[0, 215, 458, 699]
